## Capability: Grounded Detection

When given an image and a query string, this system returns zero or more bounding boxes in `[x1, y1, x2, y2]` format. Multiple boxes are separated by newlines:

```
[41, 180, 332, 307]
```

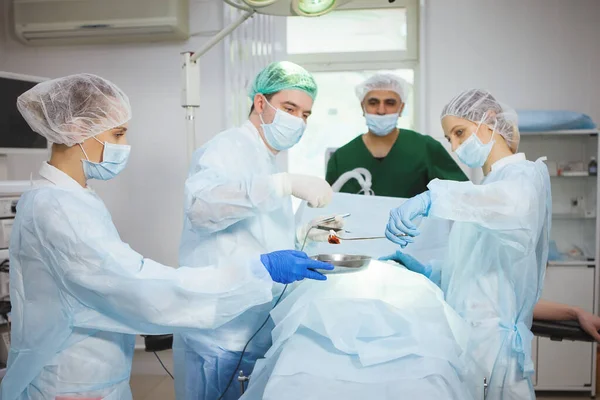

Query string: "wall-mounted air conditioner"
[13, 0, 190, 46]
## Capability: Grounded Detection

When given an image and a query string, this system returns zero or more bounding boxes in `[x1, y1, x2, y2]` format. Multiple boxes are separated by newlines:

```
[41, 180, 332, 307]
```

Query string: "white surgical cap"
[440, 89, 520, 153]
[355, 73, 406, 103]
[17, 73, 131, 147]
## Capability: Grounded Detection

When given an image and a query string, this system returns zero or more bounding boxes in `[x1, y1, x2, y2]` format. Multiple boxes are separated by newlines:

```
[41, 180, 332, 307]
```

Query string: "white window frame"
[285, 0, 421, 129]
[283, 0, 422, 177]
[287, 0, 419, 67]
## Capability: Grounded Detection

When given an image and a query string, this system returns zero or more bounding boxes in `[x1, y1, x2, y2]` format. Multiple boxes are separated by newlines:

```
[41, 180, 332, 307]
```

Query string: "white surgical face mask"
[455, 118, 496, 168]
[259, 99, 307, 151]
[365, 113, 399, 136]
[79, 136, 131, 181]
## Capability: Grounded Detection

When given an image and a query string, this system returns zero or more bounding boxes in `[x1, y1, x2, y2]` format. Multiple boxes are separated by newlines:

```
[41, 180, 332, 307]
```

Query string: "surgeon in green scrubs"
[326, 74, 468, 197]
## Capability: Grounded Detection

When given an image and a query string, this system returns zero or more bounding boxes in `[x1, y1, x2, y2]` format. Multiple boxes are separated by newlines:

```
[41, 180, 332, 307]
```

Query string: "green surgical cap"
[248, 61, 318, 100]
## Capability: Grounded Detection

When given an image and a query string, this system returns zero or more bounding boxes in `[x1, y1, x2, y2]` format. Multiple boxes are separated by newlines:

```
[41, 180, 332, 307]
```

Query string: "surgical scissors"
[312, 213, 351, 226]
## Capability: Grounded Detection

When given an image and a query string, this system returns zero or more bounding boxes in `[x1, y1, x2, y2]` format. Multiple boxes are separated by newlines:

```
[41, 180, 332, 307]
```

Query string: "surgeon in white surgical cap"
[383, 89, 552, 400]
[2, 73, 332, 400]
[173, 61, 343, 400]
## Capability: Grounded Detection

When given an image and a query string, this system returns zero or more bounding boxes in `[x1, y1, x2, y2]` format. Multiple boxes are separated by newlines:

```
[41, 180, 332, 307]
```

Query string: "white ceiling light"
[292, 0, 337, 16]
[235, 0, 352, 16]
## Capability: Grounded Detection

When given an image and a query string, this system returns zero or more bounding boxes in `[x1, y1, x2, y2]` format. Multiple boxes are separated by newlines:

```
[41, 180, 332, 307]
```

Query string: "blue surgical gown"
[426, 153, 552, 400]
[2, 162, 274, 400]
[174, 121, 294, 400]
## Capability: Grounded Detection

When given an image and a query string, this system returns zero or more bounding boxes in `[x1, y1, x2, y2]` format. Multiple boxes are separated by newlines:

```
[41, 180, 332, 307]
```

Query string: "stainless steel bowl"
[311, 254, 371, 274]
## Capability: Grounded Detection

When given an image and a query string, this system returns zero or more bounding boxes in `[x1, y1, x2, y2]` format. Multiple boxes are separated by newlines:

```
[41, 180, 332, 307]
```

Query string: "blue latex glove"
[385, 191, 432, 247]
[379, 251, 432, 278]
[260, 250, 334, 284]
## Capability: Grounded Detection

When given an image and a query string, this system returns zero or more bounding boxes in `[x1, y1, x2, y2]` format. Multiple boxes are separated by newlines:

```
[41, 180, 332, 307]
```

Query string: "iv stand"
[181, 7, 256, 163]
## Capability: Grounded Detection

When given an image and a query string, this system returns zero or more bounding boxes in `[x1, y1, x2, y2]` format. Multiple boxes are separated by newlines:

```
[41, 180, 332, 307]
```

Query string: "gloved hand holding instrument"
[385, 191, 431, 247]
[296, 213, 349, 244]
[298, 213, 407, 243]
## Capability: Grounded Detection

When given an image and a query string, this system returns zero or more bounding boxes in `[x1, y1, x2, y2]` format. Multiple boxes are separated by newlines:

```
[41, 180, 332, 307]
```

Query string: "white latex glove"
[296, 216, 345, 245]
[273, 173, 333, 208]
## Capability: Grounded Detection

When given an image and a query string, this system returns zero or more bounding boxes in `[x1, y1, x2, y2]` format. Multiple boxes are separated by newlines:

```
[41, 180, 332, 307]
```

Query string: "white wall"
[423, 0, 600, 139]
[0, 0, 227, 266]
[3, 0, 599, 264]
[0, 22, 3, 66]
[0, 0, 6, 70]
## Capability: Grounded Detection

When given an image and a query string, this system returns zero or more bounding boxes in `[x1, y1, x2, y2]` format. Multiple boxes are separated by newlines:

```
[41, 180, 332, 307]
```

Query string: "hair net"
[17, 73, 131, 147]
[440, 89, 520, 153]
[248, 61, 318, 100]
[355, 73, 406, 103]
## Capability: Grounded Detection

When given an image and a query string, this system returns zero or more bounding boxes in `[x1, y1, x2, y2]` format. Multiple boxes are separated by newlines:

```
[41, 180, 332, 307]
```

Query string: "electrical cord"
[216, 284, 288, 400]
[153, 351, 174, 379]
[216, 226, 316, 400]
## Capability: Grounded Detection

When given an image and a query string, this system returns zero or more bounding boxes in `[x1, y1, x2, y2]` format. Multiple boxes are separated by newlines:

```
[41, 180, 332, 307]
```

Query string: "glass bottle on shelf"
[589, 157, 597, 176]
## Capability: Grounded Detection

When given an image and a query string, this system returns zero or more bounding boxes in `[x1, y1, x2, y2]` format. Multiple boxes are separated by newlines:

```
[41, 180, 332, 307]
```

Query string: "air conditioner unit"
[13, 0, 190, 46]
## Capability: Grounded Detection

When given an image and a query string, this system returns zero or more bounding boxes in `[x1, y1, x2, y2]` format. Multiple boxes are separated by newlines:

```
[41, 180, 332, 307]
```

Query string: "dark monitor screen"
[0, 76, 47, 150]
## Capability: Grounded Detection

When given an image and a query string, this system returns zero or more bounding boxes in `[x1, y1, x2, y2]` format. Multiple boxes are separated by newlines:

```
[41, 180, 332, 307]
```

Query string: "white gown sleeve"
[427, 167, 542, 252]
[34, 190, 274, 335]
[184, 137, 287, 234]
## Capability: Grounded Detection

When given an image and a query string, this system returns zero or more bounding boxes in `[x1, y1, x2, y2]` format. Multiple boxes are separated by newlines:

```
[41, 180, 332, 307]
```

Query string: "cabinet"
[536, 267, 594, 390]
[519, 129, 599, 395]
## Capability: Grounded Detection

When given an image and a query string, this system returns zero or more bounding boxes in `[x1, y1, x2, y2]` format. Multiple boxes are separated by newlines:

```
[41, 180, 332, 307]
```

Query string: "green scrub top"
[326, 129, 469, 198]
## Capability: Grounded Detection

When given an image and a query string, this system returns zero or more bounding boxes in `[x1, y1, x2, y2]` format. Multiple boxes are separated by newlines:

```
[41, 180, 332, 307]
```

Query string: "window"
[286, 0, 418, 67]
[288, 69, 415, 179]
[284, 0, 420, 183]
[287, 9, 408, 54]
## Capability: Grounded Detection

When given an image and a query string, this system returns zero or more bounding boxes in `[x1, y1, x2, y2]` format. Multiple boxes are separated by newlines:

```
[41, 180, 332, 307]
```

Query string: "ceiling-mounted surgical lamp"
[239, 0, 351, 17]
[293, 0, 338, 16]
[181, 0, 372, 162]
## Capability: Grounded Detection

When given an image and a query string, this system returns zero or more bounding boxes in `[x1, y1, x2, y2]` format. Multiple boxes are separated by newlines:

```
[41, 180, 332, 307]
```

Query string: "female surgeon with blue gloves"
[2, 73, 332, 400]
[173, 61, 342, 400]
[382, 89, 552, 400]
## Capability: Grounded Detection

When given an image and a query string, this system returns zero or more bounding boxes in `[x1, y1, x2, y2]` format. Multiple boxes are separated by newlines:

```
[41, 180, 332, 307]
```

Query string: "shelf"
[548, 260, 595, 267]
[552, 213, 596, 220]
[520, 129, 599, 136]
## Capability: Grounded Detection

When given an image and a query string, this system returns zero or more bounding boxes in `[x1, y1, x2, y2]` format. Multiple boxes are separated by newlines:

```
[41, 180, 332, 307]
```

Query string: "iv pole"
[180, 1, 256, 163]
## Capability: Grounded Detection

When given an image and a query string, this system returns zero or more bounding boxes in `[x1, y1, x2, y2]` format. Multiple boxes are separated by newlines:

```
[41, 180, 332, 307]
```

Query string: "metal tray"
[311, 254, 371, 274]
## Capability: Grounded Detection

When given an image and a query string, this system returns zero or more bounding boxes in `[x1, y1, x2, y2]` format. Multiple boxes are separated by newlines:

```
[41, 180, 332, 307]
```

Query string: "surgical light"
[293, 0, 336, 16]
[236, 0, 350, 16]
